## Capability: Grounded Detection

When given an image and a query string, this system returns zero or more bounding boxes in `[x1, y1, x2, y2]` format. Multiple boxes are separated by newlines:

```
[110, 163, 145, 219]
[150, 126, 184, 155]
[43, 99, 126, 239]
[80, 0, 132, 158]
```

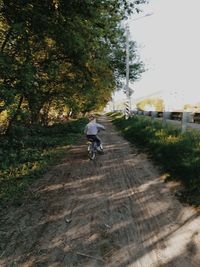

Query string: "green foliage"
[184, 103, 200, 112]
[0, 118, 87, 205]
[136, 98, 164, 111]
[110, 113, 200, 205]
[0, 0, 146, 130]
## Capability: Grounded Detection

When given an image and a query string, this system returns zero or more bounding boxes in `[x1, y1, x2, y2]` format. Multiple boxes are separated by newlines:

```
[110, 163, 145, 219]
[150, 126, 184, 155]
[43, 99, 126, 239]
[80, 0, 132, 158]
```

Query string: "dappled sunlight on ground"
[1, 116, 200, 266]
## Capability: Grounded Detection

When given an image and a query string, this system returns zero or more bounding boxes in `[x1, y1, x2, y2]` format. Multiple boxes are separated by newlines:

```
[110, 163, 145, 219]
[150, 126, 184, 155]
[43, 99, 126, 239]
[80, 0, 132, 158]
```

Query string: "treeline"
[0, 0, 145, 132]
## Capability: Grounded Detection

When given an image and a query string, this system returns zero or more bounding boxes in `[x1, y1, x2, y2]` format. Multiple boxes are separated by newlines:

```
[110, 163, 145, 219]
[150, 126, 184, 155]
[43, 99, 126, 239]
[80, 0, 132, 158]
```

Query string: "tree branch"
[1, 28, 13, 52]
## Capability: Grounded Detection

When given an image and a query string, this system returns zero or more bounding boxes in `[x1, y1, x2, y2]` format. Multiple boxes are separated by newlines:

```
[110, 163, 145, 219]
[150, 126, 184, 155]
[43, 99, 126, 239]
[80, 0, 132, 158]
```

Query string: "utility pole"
[125, 23, 131, 119]
[124, 13, 153, 119]
[112, 95, 115, 112]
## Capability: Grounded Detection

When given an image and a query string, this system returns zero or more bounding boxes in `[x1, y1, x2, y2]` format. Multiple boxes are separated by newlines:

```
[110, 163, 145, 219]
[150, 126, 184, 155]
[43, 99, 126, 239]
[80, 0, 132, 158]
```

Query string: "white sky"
[114, 0, 200, 109]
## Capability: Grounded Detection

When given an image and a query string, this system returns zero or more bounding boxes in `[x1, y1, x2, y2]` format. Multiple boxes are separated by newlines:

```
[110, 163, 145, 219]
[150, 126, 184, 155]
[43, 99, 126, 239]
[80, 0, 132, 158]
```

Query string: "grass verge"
[0, 118, 87, 206]
[109, 112, 200, 206]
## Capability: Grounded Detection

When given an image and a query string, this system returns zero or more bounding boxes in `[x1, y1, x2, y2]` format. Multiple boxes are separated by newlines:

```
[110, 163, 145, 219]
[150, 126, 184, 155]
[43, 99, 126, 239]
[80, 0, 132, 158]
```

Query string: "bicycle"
[87, 139, 98, 160]
[87, 139, 104, 160]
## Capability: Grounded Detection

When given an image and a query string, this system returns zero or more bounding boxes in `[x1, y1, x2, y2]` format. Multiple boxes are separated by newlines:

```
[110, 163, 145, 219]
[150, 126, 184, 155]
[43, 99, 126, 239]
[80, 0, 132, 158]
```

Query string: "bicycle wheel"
[88, 143, 96, 160]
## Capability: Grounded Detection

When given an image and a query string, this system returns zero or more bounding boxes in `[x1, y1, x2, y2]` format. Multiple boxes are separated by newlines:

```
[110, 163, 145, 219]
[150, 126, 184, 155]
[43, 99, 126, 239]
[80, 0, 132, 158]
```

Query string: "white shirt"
[84, 121, 105, 135]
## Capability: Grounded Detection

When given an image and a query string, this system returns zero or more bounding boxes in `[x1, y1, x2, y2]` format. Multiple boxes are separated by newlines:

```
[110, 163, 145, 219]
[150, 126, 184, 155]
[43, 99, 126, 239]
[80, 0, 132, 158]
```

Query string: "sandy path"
[1, 115, 200, 267]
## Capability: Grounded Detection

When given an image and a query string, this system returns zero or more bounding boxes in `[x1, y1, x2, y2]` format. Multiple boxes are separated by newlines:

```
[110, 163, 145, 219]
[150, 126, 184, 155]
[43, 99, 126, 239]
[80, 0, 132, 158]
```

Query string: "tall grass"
[0, 118, 87, 205]
[110, 113, 200, 205]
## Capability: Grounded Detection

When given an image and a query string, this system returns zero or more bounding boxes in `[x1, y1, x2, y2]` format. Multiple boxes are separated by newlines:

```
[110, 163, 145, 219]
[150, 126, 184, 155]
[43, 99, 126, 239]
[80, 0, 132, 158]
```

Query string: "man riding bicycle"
[84, 115, 105, 151]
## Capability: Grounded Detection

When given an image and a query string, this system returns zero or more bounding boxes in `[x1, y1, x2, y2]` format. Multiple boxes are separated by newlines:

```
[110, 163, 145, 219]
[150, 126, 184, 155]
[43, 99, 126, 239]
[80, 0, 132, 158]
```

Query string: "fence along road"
[133, 111, 200, 132]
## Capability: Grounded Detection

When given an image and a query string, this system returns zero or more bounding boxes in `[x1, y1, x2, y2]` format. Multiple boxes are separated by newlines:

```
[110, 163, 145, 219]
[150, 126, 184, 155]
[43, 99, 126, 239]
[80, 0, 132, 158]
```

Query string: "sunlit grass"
[109, 112, 200, 206]
[0, 118, 87, 205]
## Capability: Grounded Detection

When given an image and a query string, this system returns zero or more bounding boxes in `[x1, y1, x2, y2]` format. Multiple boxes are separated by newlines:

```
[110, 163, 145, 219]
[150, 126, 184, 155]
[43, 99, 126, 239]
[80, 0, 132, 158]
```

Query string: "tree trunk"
[5, 96, 24, 136]
[1, 28, 13, 52]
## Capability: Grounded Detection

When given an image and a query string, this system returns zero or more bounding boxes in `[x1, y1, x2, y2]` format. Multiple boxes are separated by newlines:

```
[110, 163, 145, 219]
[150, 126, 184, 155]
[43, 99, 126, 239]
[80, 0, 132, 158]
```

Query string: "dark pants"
[86, 135, 101, 146]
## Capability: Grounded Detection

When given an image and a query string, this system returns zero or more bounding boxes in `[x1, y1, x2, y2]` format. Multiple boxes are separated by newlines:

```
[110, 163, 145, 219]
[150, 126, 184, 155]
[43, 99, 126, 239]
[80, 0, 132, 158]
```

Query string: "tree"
[137, 98, 164, 112]
[0, 0, 146, 130]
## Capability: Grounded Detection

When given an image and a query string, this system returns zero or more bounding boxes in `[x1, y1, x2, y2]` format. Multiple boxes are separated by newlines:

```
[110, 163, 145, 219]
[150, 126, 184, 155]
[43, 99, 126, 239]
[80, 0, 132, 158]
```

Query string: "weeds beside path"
[0, 118, 86, 206]
[1, 115, 200, 266]
[110, 113, 200, 206]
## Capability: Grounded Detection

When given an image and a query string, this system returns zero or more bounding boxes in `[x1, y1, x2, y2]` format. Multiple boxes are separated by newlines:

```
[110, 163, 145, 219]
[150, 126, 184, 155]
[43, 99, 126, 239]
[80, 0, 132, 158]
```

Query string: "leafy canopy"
[0, 0, 146, 129]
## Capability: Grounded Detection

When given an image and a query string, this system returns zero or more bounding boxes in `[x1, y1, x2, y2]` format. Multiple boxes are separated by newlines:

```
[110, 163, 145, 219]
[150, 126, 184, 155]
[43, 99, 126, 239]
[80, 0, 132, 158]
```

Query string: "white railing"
[130, 110, 200, 133]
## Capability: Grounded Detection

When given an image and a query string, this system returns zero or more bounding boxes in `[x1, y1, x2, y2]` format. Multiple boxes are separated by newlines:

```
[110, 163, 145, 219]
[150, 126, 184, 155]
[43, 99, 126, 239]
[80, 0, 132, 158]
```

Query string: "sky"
[113, 0, 200, 110]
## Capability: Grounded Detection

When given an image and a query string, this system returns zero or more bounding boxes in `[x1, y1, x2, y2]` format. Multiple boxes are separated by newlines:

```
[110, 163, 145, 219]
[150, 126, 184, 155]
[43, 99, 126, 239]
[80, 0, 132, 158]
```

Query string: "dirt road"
[1, 116, 200, 267]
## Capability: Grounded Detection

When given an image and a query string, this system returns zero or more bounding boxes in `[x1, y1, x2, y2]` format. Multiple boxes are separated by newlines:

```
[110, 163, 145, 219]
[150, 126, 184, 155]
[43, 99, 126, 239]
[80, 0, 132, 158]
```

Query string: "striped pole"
[125, 23, 130, 119]
[125, 98, 130, 119]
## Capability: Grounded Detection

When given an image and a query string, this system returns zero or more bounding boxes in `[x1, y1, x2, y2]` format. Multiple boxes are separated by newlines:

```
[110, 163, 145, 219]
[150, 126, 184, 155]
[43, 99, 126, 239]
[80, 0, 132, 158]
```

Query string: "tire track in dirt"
[1, 115, 200, 267]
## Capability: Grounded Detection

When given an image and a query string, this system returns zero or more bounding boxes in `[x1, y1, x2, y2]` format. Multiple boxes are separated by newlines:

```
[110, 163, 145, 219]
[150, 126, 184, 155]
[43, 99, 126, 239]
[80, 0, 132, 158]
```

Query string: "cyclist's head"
[89, 115, 95, 121]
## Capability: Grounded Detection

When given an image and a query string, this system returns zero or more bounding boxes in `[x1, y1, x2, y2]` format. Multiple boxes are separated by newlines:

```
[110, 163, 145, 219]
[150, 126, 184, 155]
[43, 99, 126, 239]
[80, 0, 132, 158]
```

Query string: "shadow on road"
[1, 116, 200, 266]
